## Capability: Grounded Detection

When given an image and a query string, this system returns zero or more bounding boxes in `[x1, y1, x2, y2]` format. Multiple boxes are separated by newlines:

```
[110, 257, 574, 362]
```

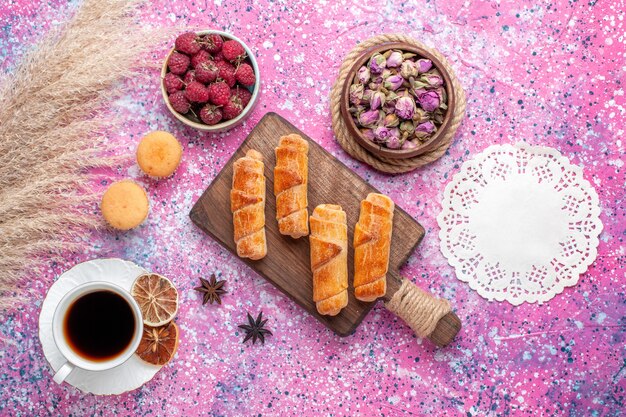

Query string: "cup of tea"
[51, 281, 144, 384]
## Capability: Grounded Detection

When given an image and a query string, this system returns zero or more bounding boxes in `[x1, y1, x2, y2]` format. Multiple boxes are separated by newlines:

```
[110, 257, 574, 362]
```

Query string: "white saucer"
[39, 258, 161, 395]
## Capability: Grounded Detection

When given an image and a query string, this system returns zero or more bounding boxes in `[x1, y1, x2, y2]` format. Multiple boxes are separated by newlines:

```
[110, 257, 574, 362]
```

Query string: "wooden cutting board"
[190, 112, 427, 336]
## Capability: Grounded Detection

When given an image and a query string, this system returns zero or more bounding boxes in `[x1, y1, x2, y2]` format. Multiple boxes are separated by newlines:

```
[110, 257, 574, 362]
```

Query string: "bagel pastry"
[353, 193, 394, 301]
[274, 134, 309, 238]
[231, 149, 267, 260]
[309, 204, 348, 316]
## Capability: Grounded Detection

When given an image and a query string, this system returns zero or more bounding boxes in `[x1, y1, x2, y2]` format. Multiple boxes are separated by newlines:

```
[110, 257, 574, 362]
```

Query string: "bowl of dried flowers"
[161, 30, 260, 132]
[340, 42, 455, 159]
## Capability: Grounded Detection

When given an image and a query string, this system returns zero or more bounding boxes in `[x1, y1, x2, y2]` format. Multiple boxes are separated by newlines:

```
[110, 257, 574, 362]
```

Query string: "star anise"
[194, 274, 226, 305]
[238, 311, 273, 345]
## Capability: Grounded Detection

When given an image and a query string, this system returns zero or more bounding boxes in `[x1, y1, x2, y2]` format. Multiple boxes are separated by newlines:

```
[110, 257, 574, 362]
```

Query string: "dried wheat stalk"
[0, 0, 169, 309]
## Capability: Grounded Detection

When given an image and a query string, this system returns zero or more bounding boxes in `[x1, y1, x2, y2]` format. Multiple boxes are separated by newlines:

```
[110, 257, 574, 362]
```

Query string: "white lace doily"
[437, 143, 602, 305]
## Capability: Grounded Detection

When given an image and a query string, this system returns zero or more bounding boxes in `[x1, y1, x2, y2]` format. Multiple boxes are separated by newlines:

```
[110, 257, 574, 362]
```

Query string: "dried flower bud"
[370, 91, 386, 110]
[401, 60, 418, 79]
[386, 50, 404, 68]
[373, 125, 392, 144]
[411, 85, 428, 99]
[420, 73, 443, 88]
[385, 90, 399, 102]
[358, 109, 381, 128]
[416, 59, 433, 73]
[350, 84, 364, 105]
[357, 66, 370, 84]
[412, 107, 428, 123]
[395, 95, 416, 119]
[369, 53, 386, 74]
[384, 74, 404, 91]
[417, 90, 440, 112]
[383, 101, 396, 114]
[432, 108, 445, 124]
[362, 89, 374, 103]
[401, 140, 417, 150]
[399, 120, 415, 134]
[414, 121, 436, 140]
[416, 121, 436, 134]
[434, 86, 448, 109]
[386, 128, 402, 149]
[368, 75, 383, 90]
[383, 113, 400, 127]
[348, 104, 367, 115]
[410, 76, 429, 91]
[360, 128, 376, 142]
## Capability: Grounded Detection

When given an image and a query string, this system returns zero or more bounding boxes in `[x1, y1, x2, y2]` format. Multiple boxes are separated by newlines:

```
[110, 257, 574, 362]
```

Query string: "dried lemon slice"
[131, 273, 179, 327]
[136, 322, 179, 366]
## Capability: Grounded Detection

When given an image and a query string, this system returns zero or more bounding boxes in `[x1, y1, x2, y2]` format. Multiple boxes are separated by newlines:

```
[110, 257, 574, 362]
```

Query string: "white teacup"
[51, 281, 143, 384]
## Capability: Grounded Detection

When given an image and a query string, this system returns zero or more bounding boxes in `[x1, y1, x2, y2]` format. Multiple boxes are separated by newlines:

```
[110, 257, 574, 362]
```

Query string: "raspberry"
[208, 81, 231, 106]
[195, 60, 219, 83]
[163, 73, 184, 94]
[222, 40, 246, 62]
[234, 63, 255, 86]
[191, 50, 211, 68]
[215, 60, 236, 87]
[168, 91, 190, 114]
[184, 81, 210, 103]
[175, 32, 202, 55]
[232, 87, 252, 108]
[203, 33, 224, 54]
[222, 94, 244, 120]
[183, 70, 196, 85]
[168, 52, 190, 75]
[199, 104, 223, 125]
[213, 50, 225, 62]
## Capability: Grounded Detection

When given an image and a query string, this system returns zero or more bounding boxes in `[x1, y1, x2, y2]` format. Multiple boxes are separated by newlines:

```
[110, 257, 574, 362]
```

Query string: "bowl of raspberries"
[161, 30, 259, 131]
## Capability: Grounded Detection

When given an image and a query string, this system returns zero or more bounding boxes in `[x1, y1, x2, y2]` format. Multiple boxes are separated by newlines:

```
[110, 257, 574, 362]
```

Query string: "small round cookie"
[101, 180, 149, 230]
[136, 131, 183, 178]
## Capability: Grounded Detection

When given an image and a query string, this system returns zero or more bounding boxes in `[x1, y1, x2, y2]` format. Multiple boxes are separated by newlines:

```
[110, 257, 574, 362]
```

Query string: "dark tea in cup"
[63, 290, 136, 362]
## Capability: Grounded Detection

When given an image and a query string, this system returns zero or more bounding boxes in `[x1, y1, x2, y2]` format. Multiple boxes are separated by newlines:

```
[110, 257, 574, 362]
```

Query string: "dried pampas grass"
[0, 0, 169, 309]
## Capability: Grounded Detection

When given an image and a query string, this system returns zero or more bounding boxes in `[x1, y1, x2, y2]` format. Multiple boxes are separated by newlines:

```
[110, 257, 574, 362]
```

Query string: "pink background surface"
[1, 0, 625, 416]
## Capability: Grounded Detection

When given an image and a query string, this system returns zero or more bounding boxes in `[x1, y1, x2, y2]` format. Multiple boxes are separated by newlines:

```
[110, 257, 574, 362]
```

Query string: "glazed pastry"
[231, 149, 267, 260]
[309, 204, 348, 316]
[353, 193, 394, 301]
[274, 134, 309, 238]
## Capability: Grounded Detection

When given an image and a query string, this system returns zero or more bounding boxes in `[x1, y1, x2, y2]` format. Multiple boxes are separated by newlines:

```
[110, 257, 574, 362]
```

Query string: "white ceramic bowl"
[161, 30, 260, 132]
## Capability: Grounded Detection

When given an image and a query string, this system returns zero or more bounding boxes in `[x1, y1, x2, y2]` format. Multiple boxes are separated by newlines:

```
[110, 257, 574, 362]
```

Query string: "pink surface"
[1, 0, 624, 416]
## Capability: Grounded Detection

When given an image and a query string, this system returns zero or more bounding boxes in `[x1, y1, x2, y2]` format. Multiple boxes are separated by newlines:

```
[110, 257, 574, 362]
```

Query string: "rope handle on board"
[385, 278, 461, 347]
